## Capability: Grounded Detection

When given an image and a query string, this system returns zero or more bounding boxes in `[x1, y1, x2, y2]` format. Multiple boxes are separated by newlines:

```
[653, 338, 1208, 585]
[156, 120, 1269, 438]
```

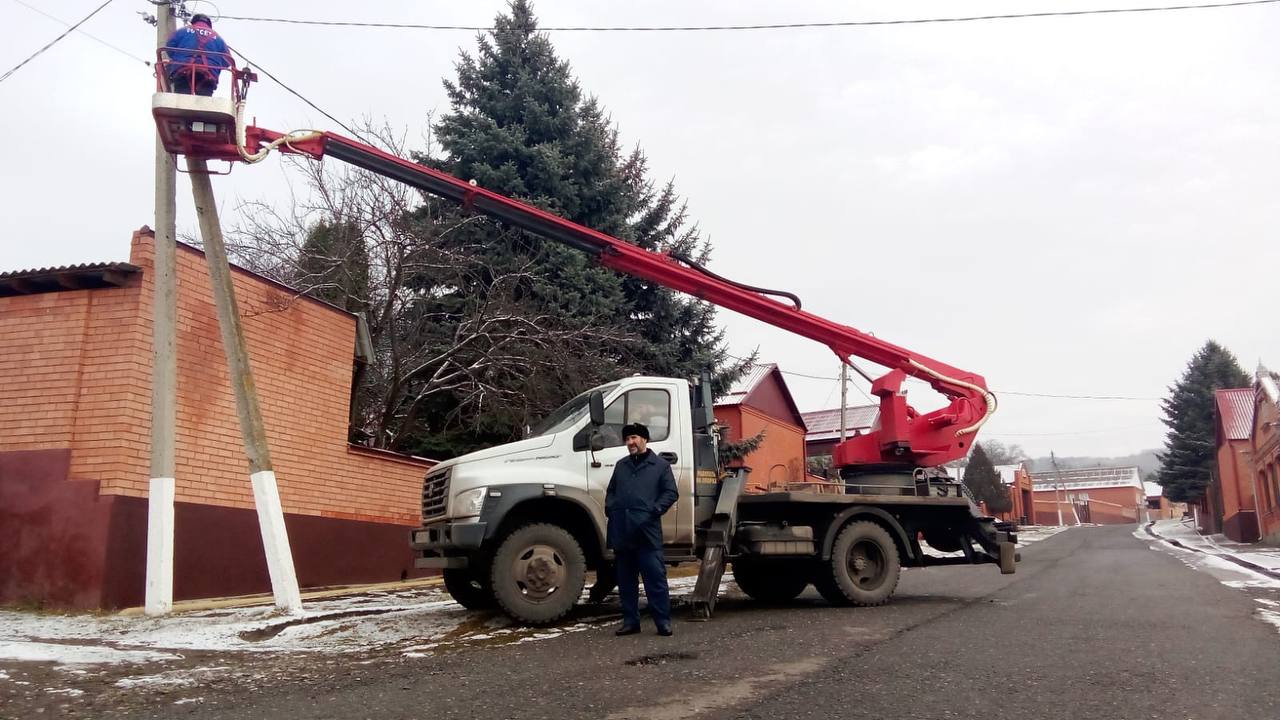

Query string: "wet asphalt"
[10, 524, 1280, 720]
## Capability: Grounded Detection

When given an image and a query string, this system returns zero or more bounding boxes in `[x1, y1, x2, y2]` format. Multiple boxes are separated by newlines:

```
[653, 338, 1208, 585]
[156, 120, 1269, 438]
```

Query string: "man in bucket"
[163, 13, 230, 96]
[606, 423, 678, 636]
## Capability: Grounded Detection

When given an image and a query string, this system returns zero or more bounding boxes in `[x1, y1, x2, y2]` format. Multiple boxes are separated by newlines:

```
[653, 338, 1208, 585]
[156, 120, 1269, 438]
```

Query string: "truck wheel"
[490, 523, 586, 625]
[442, 567, 495, 610]
[732, 559, 809, 604]
[817, 520, 901, 607]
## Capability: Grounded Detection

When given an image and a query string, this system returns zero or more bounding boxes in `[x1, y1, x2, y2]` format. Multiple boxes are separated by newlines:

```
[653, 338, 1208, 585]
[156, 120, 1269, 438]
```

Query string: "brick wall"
[1, 229, 431, 526]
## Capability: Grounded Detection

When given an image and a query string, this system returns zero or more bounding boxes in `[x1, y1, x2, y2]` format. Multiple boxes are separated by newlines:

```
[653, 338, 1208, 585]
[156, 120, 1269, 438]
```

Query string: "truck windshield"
[529, 384, 619, 437]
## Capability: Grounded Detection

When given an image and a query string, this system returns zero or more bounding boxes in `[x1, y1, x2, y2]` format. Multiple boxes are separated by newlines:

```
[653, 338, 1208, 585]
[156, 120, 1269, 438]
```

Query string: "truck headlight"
[454, 487, 486, 518]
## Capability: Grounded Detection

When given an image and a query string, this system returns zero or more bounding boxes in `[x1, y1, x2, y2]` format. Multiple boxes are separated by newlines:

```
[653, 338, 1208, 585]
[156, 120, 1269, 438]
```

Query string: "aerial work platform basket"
[151, 49, 256, 165]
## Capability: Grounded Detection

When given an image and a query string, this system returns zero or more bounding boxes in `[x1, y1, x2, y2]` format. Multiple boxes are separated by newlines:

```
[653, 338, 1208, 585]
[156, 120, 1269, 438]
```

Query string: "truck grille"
[421, 468, 450, 520]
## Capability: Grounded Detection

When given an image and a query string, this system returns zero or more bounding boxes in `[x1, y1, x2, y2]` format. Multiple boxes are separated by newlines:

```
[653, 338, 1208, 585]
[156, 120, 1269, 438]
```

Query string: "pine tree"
[964, 443, 1012, 513]
[1157, 340, 1251, 502]
[404, 0, 746, 455]
[296, 220, 370, 315]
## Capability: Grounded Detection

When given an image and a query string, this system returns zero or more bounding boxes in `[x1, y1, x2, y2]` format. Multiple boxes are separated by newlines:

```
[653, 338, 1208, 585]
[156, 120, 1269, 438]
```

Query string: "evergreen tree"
[296, 220, 370, 315]
[1157, 340, 1251, 502]
[403, 0, 746, 455]
[964, 443, 1012, 513]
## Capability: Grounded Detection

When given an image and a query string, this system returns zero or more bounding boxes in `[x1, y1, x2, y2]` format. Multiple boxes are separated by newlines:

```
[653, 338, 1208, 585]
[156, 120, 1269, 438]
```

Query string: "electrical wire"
[220, 1, 1280, 32]
[224, 45, 369, 143]
[9, 0, 150, 67]
[0, 0, 116, 85]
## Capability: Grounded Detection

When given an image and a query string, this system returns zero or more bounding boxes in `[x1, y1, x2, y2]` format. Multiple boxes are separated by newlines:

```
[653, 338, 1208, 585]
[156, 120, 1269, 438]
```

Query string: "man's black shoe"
[615, 625, 641, 636]
[656, 624, 673, 637]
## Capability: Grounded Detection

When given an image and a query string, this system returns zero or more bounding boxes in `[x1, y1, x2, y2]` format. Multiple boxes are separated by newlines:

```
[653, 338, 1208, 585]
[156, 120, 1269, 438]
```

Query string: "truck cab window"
[600, 388, 671, 447]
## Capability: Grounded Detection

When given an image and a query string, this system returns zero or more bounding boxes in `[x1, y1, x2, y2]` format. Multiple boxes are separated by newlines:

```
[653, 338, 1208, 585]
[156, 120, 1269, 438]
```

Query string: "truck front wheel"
[815, 520, 901, 607]
[442, 566, 496, 610]
[490, 523, 587, 625]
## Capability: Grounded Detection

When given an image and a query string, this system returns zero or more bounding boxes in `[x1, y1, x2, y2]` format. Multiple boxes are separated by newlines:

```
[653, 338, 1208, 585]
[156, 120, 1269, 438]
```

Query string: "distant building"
[800, 404, 878, 464]
[1029, 466, 1145, 525]
[714, 363, 807, 492]
[1249, 366, 1280, 543]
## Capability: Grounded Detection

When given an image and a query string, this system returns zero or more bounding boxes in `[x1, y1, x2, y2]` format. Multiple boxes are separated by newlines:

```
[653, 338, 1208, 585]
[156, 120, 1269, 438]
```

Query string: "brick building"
[990, 464, 1035, 526]
[0, 229, 434, 610]
[1249, 367, 1280, 543]
[1212, 387, 1258, 541]
[1030, 466, 1145, 526]
[714, 364, 807, 492]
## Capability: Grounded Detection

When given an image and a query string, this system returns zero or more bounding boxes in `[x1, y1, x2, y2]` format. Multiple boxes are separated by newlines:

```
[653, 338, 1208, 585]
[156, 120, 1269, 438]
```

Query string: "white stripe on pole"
[144, 477, 175, 616]
[250, 470, 303, 613]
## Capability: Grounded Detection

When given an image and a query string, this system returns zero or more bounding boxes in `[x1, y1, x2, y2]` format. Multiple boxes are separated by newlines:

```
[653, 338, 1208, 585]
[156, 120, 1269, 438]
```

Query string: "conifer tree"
[964, 443, 1012, 513]
[1157, 340, 1251, 502]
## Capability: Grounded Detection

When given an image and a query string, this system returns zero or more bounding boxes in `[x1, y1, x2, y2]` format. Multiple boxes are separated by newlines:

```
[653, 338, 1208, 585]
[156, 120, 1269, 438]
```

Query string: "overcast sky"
[2, 0, 1277, 459]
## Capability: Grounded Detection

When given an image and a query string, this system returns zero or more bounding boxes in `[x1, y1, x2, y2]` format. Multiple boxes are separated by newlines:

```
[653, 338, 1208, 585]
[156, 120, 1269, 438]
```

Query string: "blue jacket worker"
[605, 422, 679, 636]
[164, 14, 229, 96]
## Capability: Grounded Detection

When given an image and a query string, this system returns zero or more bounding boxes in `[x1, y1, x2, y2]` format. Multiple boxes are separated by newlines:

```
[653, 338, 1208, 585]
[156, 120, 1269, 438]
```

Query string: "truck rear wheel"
[490, 523, 586, 625]
[732, 559, 809, 604]
[442, 567, 496, 610]
[816, 520, 901, 607]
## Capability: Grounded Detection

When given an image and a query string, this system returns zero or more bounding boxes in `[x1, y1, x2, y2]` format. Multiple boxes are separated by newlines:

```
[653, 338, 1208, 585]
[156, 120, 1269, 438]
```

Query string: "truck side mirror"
[589, 390, 605, 426]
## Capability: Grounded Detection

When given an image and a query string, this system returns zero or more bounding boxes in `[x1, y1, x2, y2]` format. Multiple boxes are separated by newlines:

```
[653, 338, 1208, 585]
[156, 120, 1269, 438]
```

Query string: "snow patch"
[0, 641, 179, 665]
[174, 697, 204, 705]
[44, 687, 85, 697]
[1257, 609, 1280, 635]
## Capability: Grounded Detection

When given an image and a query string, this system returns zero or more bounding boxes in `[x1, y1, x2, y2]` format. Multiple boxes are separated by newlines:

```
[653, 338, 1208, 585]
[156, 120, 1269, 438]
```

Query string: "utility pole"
[1051, 451, 1065, 527]
[145, 0, 178, 618]
[188, 158, 303, 613]
[839, 362, 848, 442]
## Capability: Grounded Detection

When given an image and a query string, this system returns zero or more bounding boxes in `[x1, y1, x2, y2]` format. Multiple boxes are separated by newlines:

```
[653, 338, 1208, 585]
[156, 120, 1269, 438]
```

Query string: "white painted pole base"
[250, 470, 303, 613]
[144, 477, 175, 617]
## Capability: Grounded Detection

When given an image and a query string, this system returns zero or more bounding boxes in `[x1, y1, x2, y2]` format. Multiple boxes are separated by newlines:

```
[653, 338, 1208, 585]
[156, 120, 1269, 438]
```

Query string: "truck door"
[586, 385, 694, 546]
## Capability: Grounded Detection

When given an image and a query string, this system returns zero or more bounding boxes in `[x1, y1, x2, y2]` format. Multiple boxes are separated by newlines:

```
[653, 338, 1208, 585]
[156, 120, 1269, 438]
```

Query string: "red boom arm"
[244, 127, 994, 469]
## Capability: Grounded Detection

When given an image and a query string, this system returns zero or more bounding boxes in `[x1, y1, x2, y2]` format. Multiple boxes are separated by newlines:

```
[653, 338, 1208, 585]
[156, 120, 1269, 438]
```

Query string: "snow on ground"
[0, 573, 726, 672]
[1143, 519, 1280, 590]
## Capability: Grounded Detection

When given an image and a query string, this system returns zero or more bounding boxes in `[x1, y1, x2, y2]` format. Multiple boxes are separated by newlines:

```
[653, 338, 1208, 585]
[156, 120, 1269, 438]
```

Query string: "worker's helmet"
[190, 13, 212, 26]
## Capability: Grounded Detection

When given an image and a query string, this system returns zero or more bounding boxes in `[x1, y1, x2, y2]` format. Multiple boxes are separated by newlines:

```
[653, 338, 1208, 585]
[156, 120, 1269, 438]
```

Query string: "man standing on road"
[606, 423, 678, 636]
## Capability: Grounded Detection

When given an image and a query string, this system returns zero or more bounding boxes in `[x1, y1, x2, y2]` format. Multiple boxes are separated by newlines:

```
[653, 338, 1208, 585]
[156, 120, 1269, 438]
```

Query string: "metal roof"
[1215, 387, 1254, 441]
[0, 262, 140, 297]
[801, 405, 879, 442]
[717, 363, 777, 406]
[1029, 465, 1143, 491]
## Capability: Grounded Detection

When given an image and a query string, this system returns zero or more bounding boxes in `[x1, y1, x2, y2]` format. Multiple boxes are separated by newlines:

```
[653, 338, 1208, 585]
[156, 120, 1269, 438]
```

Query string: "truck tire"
[442, 567, 496, 610]
[490, 523, 587, 625]
[816, 520, 901, 607]
[732, 559, 809, 604]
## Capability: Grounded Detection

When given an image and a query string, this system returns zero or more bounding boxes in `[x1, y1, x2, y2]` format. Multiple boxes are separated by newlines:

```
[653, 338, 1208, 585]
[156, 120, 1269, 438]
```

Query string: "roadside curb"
[1144, 521, 1280, 581]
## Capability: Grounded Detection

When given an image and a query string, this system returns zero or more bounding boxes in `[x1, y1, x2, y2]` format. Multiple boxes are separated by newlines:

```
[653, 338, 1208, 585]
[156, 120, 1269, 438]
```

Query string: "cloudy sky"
[2, 0, 1277, 459]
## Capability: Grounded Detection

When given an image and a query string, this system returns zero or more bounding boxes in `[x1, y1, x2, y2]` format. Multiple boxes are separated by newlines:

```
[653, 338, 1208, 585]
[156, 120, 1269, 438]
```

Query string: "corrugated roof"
[0, 262, 140, 297]
[718, 363, 777, 406]
[1215, 387, 1254, 441]
[1029, 465, 1142, 491]
[801, 405, 879, 441]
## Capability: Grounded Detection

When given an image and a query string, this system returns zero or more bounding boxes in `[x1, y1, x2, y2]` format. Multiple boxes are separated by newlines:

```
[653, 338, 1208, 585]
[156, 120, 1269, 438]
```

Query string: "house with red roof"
[1213, 387, 1258, 541]
[713, 364, 808, 492]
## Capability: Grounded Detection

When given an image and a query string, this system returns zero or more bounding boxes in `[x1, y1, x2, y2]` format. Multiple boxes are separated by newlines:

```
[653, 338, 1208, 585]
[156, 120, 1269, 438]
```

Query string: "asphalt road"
[11, 525, 1280, 719]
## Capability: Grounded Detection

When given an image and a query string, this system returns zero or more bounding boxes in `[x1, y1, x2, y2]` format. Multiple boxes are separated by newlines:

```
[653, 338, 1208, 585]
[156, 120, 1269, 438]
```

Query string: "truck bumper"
[409, 520, 487, 569]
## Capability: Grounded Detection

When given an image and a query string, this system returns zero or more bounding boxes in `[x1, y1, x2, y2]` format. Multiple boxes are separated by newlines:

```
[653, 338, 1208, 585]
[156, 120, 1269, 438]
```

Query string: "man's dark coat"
[605, 450, 679, 551]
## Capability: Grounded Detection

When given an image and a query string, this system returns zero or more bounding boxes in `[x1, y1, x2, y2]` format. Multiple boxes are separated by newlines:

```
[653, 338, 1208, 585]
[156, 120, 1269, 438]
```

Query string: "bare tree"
[227, 120, 634, 454]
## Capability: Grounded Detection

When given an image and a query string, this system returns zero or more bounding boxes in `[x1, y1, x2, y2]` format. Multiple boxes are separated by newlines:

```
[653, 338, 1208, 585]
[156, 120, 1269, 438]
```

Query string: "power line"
[9, 0, 150, 66]
[0, 0, 116, 85]
[225, 46, 368, 142]
[221, 1, 1280, 32]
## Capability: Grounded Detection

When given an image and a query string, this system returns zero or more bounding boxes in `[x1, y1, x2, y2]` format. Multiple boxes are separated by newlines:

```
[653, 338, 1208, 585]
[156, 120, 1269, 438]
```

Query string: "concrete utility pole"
[145, 0, 178, 618]
[188, 158, 303, 613]
[1051, 451, 1065, 527]
[839, 362, 848, 442]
